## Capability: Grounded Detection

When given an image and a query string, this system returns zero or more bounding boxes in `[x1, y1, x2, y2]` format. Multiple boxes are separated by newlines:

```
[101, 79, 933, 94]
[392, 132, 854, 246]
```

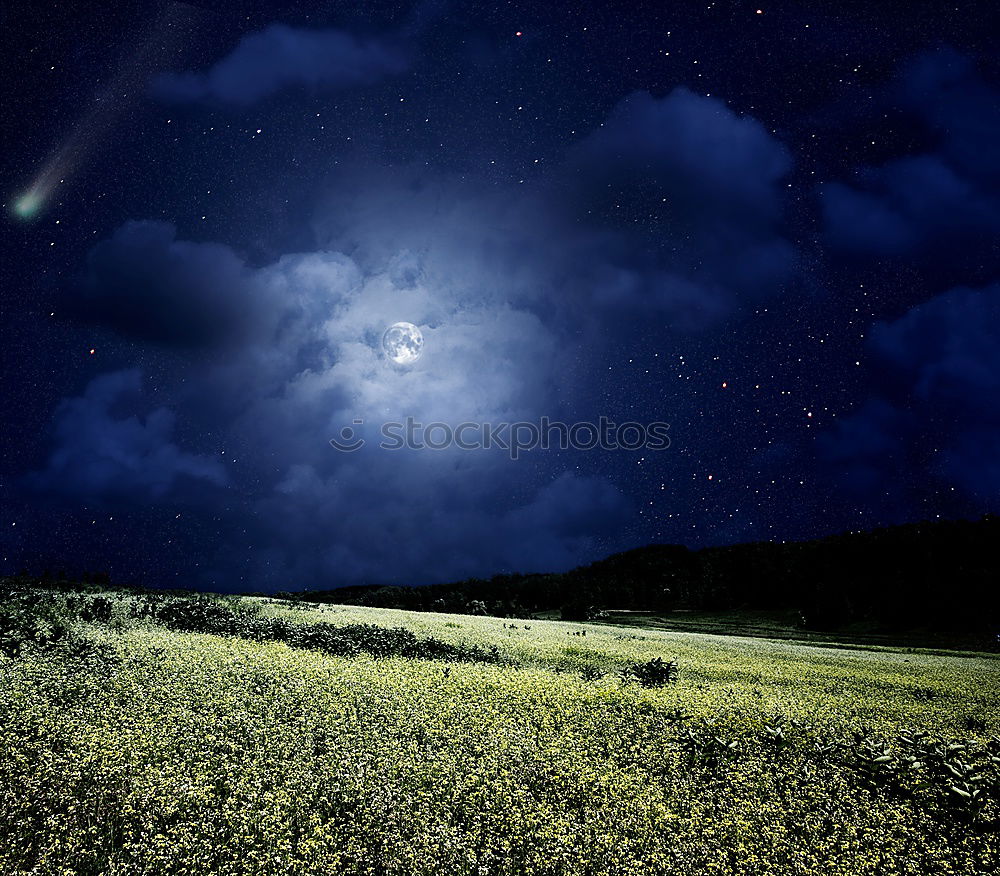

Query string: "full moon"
[382, 322, 424, 365]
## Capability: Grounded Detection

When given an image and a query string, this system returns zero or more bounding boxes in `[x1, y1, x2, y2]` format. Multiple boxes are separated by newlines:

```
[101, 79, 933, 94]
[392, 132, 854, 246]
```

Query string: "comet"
[11, 2, 209, 221]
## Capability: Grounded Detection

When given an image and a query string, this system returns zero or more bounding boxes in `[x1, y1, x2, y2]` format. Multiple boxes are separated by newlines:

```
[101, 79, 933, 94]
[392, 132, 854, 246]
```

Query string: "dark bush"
[0, 588, 74, 657]
[560, 599, 595, 622]
[79, 596, 115, 623]
[146, 595, 504, 665]
[153, 596, 254, 636]
[626, 657, 678, 687]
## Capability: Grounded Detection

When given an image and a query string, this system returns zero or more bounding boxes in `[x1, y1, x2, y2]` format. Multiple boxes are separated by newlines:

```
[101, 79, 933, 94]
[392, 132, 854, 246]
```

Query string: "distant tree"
[655, 586, 676, 614]
[560, 599, 594, 622]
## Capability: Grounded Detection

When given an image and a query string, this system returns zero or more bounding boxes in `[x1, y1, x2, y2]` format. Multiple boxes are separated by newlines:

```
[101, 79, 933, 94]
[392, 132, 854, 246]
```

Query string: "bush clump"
[625, 656, 678, 687]
[145, 594, 505, 665]
[0, 587, 74, 657]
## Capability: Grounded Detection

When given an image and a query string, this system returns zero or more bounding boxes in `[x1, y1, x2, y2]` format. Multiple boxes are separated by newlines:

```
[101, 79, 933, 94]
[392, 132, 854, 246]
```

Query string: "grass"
[0, 589, 998, 875]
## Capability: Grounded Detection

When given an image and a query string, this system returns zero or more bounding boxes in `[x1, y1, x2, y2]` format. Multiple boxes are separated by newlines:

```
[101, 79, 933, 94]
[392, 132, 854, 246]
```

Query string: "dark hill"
[286, 516, 1000, 638]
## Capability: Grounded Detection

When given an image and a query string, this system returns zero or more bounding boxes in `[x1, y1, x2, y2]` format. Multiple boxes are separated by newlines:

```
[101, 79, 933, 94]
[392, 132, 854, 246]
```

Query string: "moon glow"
[382, 322, 424, 365]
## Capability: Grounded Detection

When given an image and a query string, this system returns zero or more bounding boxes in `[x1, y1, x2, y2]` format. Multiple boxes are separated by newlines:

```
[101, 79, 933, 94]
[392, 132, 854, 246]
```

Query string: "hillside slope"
[1, 587, 998, 875]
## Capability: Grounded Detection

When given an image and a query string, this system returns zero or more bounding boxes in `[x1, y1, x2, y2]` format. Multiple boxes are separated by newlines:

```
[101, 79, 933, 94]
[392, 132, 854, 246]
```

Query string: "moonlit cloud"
[5, 5, 999, 594]
[30, 89, 799, 588]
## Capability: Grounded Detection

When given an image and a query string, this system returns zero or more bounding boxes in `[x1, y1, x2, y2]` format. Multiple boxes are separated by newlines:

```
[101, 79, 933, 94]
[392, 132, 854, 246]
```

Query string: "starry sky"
[2, 0, 999, 591]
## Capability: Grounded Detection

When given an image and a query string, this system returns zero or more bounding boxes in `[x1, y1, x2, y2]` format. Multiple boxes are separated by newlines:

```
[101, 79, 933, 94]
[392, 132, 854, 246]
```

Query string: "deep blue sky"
[2, 0, 999, 590]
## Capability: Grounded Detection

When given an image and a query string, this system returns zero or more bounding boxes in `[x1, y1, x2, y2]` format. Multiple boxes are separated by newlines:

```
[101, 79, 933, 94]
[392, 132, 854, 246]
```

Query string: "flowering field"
[1, 590, 998, 875]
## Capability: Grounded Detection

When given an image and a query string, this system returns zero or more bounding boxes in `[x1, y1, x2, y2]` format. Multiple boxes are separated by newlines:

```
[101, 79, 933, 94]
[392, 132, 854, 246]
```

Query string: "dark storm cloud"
[820, 283, 1000, 506]
[32, 89, 799, 588]
[822, 49, 1000, 259]
[897, 49, 1000, 185]
[572, 89, 791, 217]
[567, 89, 797, 323]
[154, 24, 409, 105]
[79, 221, 255, 347]
[28, 370, 227, 504]
[810, 50, 1000, 525]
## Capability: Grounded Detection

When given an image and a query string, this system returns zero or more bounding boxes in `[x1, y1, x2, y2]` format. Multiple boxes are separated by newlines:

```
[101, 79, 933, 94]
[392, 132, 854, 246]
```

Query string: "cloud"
[47, 183, 624, 585]
[814, 49, 1000, 521]
[567, 89, 797, 321]
[28, 370, 227, 504]
[822, 49, 1000, 260]
[820, 283, 1000, 506]
[571, 88, 792, 218]
[154, 24, 409, 105]
[79, 221, 258, 348]
[822, 154, 1000, 257]
[31, 89, 800, 588]
[246, 462, 629, 586]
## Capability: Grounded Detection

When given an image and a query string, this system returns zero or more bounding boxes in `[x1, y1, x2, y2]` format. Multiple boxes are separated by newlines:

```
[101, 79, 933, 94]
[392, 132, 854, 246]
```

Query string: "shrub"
[144, 595, 506, 665]
[560, 600, 595, 622]
[79, 596, 115, 624]
[680, 723, 740, 769]
[0, 588, 74, 657]
[625, 657, 678, 687]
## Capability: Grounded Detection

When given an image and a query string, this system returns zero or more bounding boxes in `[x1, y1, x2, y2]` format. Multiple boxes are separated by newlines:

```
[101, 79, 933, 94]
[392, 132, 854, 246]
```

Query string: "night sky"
[3, 0, 999, 591]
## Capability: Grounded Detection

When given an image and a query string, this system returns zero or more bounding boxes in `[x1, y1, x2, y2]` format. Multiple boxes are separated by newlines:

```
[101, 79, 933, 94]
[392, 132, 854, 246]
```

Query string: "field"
[1, 589, 998, 875]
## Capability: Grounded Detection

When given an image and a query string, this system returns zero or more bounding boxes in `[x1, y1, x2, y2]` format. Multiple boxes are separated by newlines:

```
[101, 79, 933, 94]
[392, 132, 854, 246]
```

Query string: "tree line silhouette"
[287, 516, 999, 640]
